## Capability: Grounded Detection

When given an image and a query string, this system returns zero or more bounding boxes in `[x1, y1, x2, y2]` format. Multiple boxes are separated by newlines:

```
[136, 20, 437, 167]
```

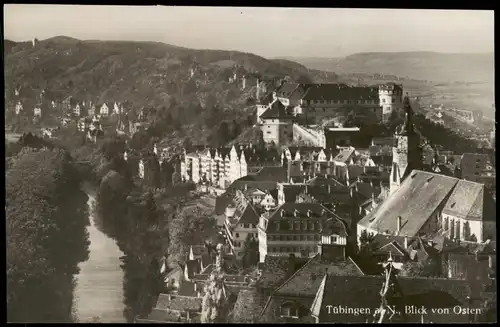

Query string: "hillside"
[4, 37, 339, 109]
[280, 52, 494, 83]
[4, 37, 343, 145]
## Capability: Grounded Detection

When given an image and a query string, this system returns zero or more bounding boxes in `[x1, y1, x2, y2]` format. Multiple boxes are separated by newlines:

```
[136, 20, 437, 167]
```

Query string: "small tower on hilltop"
[32, 38, 38, 48]
[390, 93, 421, 193]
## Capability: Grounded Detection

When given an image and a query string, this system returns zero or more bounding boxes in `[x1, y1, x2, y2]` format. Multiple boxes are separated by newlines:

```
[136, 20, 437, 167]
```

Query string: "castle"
[256, 82, 404, 146]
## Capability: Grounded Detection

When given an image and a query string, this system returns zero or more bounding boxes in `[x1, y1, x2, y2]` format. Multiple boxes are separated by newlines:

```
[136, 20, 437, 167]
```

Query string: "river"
[73, 192, 125, 323]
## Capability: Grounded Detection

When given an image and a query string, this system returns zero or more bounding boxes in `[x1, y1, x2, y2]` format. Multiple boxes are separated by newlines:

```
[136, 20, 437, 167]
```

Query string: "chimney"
[404, 236, 408, 249]
[307, 210, 312, 217]
[168, 294, 172, 301]
[328, 184, 331, 194]
[397, 216, 402, 235]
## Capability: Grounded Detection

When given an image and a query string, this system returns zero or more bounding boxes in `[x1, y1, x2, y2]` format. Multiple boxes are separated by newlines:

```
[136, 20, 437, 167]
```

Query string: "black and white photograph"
[4, 5, 496, 323]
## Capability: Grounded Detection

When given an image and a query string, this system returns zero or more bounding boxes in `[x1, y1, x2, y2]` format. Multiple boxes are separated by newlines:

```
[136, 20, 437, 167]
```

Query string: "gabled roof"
[272, 254, 365, 297]
[142, 308, 183, 322]
[257, 92, 275, 105]
[358, 170, 459, 237]
[377, 241, 407, 256]
[442, 179, 495, 221]
[333, 148, 355, 163]
[276, 83, 299, 97]
[237, 204, 260, 225]
[260, 100, 294, 119]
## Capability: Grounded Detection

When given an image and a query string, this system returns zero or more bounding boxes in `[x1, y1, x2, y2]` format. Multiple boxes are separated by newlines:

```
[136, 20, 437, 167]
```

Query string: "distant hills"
[278, 52, 494, 84]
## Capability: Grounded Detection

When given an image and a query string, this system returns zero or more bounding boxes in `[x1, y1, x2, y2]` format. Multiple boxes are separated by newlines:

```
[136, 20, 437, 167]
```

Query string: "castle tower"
[32, 38, 38, 47]
[378, 83, 403, 122]
[390, 93, 421, 193]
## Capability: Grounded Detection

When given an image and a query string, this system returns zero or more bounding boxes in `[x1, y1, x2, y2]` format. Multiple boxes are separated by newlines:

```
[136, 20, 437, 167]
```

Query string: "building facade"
[257, 203, 347, 262]
[181, 145, 248, 188]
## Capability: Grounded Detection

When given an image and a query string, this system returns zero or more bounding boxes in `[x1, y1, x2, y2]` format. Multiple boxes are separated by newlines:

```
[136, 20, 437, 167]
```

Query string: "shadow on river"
[73, 189, 125, 323]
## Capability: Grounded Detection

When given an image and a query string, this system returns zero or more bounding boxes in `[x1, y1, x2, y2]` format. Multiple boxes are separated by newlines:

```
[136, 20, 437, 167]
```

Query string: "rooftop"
[301, 84, 379, 102]
[260, 100, 294, 119]
[155, 294, 202, 312]
[442, 179, 495, 221]
[358, 170, 458, 237]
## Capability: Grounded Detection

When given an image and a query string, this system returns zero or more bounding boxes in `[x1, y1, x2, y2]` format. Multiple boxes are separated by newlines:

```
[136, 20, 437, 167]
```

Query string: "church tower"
[390, 93, 421, 193]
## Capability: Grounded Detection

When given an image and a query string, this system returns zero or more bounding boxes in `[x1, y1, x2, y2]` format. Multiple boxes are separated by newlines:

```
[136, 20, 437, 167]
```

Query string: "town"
[5, 6, 496, 325]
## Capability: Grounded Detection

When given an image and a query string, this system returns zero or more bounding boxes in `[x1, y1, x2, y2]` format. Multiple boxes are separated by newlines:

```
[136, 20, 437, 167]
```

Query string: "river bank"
[73, 191, 125, 323]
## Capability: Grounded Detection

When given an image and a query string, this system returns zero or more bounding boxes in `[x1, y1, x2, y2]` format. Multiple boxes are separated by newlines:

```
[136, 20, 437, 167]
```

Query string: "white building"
[182, 145, 248, 189]
[100, 103, 110, 117]
[33, 106, 42, 118]
[138, 159, 145, 179]
[15, 101, 23, 115]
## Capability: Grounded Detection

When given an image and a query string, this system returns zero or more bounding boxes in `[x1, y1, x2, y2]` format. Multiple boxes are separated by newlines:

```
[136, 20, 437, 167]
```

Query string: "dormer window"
[280, 301, 299, 318]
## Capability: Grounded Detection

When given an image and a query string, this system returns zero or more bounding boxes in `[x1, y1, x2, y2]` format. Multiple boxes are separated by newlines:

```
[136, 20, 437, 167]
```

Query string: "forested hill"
[4, 37, 339, 112]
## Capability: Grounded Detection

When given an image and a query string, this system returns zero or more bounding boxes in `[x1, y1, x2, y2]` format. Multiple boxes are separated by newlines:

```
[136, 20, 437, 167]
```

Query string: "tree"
[400, 258, 440, 277]
[241, 234, 259, 269]
[182, 137, 193, 151]
[7, 148, 90, 322]
[359, 230, 378, 255]
[357, 230, 380, 273]
[201, 244, 230, 323]
[229, 120, 241, 140]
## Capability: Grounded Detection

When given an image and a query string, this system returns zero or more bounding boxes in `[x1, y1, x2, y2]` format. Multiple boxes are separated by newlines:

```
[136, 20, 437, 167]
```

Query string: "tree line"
[7, 145, 90, 322]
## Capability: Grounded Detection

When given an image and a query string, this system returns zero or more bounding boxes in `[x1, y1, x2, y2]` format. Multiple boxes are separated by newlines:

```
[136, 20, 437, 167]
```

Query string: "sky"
[4, 5, 495, 58]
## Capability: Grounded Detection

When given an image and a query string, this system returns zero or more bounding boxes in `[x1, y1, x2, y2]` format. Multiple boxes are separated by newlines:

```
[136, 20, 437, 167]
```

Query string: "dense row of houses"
[132, 94, 496, 323]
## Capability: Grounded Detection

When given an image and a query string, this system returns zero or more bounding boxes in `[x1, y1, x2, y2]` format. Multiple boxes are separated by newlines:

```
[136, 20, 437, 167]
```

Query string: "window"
[392, 98, 395, 104]
[235, 233, 240, 238]
[286, 235, 292, 241]
[323, 108, 326, 112]
[266, 131, 271, 134]
[294, 235, 299, 241]
[295, 221, 301, 231]
[382, 98, 386, 104]
[309, 221, 315, 231]
[330, 235, 338, 243]
[244, 223, 250, 228]
[281, 302, 299, 318]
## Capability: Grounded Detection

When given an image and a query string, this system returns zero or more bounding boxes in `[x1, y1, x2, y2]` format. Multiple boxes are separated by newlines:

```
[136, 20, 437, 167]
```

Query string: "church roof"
[358, 170, 458, 237]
